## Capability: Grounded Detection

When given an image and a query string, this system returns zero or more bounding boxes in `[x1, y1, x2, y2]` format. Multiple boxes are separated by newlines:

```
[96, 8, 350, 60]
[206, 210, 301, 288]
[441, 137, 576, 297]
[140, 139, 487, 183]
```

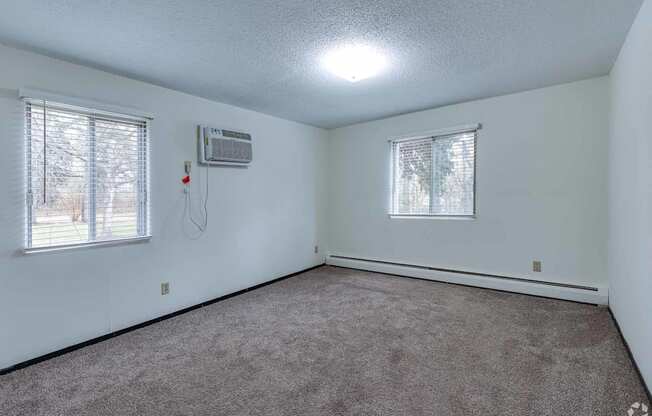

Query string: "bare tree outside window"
[391, 130, 476, 216]
[25, 101, 148, 249]
[95, 118, 140, 239]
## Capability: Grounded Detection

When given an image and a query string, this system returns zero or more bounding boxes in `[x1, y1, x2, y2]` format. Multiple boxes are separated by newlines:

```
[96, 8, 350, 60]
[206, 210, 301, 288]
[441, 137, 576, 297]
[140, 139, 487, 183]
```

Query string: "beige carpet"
[0, 266, 647, 415]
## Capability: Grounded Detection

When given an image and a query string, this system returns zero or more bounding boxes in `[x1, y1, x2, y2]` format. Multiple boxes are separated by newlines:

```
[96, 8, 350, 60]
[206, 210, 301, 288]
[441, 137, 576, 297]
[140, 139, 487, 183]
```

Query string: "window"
[390, 128, 477, 217]
[24, 98, 150, 250]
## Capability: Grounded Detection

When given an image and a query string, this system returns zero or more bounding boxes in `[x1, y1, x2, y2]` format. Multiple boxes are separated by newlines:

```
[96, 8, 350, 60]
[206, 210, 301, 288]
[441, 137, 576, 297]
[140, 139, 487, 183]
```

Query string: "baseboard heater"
[327, 255, 607, 305]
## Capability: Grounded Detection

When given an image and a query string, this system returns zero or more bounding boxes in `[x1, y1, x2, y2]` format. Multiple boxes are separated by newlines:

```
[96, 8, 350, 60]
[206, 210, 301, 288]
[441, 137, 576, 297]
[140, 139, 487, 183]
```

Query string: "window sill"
[23, 236, 152, 255]
[388, 214, 476, 220]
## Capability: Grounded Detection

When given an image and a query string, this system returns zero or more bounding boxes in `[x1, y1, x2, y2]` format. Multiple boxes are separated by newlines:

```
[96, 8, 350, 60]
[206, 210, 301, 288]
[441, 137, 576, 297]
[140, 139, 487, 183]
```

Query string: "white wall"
[0, 30, 638, 373]
[0, 44, 329, 369]
[328, 78, 609, 291]
[608, 0, 652, 388]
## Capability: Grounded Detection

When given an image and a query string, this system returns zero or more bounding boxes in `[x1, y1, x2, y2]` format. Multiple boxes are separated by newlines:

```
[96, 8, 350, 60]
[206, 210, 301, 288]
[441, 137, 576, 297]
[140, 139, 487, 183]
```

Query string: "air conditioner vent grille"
[210, 138, 252, 161]
[198, 125, 253, 166]
[221, 129, 251, 141]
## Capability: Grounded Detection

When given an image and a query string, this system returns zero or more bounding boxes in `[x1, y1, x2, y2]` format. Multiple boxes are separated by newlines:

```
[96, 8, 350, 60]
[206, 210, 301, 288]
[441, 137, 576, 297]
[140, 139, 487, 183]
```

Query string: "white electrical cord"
[181, 192, 203, 240]
[184, 163, 209, 237]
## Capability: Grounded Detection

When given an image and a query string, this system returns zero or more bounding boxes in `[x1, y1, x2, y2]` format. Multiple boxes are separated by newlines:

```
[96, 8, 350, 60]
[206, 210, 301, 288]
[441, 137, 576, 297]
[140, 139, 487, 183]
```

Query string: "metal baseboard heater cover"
[329, 255, 598, 292]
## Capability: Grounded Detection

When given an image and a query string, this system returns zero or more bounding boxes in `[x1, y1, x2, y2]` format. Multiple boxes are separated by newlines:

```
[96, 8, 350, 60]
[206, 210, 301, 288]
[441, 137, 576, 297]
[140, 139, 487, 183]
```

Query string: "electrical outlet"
[314, 245, 319, 254]
[184, 161, 192, 174]
[532, 261, 542, 273]
[161, 282, 170, 295]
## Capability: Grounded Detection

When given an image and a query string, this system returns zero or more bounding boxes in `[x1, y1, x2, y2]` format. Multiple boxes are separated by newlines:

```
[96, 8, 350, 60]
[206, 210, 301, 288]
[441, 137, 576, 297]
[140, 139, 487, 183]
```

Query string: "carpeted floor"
[0, 266, 647, 415]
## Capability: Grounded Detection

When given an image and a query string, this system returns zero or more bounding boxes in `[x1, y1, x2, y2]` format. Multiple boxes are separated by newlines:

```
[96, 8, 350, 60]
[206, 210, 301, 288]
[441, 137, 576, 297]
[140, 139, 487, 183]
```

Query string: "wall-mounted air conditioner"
[198, 125, 252, 166]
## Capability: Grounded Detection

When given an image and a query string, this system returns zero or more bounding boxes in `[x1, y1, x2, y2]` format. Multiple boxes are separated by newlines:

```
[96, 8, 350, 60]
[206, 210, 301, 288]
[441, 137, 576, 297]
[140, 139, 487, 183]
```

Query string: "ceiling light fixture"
[322, 45, 387, 83]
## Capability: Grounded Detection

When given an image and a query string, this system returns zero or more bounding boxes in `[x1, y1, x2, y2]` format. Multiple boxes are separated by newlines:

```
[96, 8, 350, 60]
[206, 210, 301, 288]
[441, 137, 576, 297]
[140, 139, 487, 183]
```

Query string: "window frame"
[388, 124, 479, 219]
[22, 92, 152, 253]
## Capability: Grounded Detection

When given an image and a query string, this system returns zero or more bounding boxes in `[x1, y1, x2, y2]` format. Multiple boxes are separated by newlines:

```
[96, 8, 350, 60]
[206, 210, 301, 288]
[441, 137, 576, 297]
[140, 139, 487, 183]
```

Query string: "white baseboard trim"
[327, 255, 608, 305]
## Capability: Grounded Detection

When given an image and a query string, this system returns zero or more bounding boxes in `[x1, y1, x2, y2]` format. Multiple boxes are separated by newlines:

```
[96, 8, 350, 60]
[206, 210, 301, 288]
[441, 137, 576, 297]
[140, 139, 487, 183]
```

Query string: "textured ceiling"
[0, 0, 643, 128]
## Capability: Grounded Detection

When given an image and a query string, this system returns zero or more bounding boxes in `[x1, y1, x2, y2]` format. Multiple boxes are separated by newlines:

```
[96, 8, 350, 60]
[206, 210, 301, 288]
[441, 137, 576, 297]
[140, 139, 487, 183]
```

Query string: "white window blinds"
[391, 129, 476, 217]
[25, 99, 150, 249]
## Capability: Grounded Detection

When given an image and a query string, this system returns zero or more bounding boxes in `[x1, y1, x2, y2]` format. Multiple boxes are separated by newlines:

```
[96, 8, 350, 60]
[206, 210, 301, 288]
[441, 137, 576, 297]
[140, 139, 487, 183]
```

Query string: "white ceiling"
[0, 0, 643, 128]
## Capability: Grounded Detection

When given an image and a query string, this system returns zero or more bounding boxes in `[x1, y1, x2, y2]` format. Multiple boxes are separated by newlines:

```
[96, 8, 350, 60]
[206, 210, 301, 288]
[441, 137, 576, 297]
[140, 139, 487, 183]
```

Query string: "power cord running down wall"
[182, 161, 209, 239]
